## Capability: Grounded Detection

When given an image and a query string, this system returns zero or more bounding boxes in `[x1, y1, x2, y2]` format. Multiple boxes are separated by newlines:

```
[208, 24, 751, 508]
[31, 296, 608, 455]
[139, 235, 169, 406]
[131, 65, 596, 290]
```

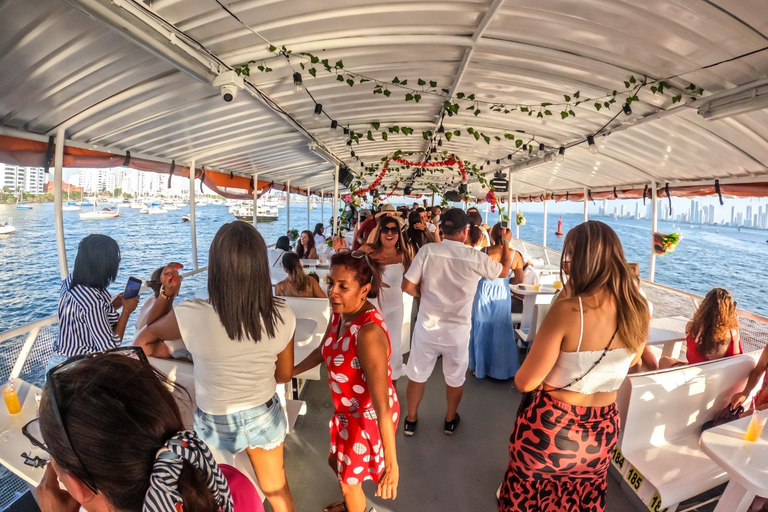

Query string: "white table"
[648, 316, 688, 358]
[700, 410, 768, 512]
[510, 284, 557, 331]
[0, 379, 46, 487]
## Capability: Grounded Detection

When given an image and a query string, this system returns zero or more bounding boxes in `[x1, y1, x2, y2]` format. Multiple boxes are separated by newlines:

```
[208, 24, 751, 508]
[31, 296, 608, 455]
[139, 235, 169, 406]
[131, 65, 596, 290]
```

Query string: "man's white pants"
[405, 324, 471, 388]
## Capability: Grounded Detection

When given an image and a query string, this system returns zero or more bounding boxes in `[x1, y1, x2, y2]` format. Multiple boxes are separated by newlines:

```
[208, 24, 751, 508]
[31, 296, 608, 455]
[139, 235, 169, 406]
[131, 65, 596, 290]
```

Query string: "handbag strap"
[553, 326, 619, 392]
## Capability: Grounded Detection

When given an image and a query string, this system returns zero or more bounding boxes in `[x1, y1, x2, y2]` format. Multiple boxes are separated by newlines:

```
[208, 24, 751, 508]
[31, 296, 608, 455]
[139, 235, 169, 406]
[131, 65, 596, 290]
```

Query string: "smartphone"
[501, 220, 509, 228]
[123, 277, 142, 299]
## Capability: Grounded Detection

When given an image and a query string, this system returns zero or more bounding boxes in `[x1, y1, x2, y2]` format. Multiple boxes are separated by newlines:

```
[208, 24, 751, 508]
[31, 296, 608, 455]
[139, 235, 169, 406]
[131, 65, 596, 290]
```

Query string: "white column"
[189, 159, 199, 269]
[583, 187, 588, 222]
[306, 186, 311, 230]
[286, 179, 291, 234]
[321, 189, 325, 230]
[507, 170, 513, 227]
[53, 127, 68, 278]
[515, 195, 520, 239]
[649, 182, 658, 282]
[542, 196, 548, 247]
[252, 174, 259, 230]
[333, 165, 340, 236]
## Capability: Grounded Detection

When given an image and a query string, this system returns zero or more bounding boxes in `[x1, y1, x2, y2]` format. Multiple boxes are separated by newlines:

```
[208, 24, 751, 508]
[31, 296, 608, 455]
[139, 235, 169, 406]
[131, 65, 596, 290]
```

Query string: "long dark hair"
[370, 217, 412, 270]
[688, 288, 739, 356]
[70, 234, 120, 290]
[467, 211, 483, 247]
[560, 221, 648, 352]
[39, 355, 218, 512]
[208, 222, 283, 342]
[295, 230, 315, 258]
[330, 252, 383, 299]
[282, 252, 310, 293]
[313, 223, 324, 237]
[489, 223, 506, 246]
[405, 211, 430, 253]
[275, 236, 291, 251]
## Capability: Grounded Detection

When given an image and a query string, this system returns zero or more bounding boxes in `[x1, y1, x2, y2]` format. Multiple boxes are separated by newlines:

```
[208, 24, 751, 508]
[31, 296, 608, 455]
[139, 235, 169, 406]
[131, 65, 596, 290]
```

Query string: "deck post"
[306, 186, 311, 230]
[649, 181, 658, 282]
[252, 173, 259, 230]
[515, 195, 520, 239]
[189, 158, 199, 269]
[53, 127, 68, 278]
[333, 165, 339, 236]
[286, 179, 291, 236]
[542, 195, 548, 247]
[507, 169, 513, 230]
[484, 201, 489, 224]
[583, 186, 588, 222]
[321, 189, 325, 230]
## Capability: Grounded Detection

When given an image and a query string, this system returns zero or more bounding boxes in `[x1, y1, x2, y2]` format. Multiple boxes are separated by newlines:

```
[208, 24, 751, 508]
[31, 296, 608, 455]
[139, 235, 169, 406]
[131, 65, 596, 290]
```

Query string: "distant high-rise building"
[731, 206, 736, 226]
[0, 164, 46, 194]
[747, 206, 754, 228]
[708, 205, 715, 225]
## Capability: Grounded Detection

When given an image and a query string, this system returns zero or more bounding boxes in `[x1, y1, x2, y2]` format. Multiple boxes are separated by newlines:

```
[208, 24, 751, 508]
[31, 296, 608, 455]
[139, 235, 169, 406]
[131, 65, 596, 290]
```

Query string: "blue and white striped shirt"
[54, 275, 120, 356]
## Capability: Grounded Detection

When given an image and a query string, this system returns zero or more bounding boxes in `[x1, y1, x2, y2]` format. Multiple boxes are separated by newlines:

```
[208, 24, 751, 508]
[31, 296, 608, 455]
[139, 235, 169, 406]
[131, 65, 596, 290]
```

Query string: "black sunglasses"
[43, 346, 149, 493]
[380, 226, 399, 235]
[336, 249, 374, 283]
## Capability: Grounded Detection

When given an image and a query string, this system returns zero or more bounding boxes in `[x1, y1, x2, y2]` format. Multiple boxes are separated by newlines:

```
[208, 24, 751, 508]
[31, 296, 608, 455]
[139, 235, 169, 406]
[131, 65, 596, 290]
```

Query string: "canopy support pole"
[54, 127, 67, 278]
[543, 196, 548, 247]
[307, 186, 311, 230]
[189, 158, 198, 269]
[286, 179, 291, 236]
[333, 165, 339, 236]
[484, 201, 489, 224]
[649, 182, 658, 282]
[515, 195, 520, 239]
[321, 189, 325, 230]
[252, 173, 259, 230]
[583, 187, 588, 223]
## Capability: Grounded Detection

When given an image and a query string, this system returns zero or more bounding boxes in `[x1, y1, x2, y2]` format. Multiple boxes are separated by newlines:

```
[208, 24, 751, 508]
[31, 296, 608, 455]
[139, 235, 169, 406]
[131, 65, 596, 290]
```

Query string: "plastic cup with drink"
[3, 380, 21, 415]
[553, 281, 563, 290]
[533, 283, 541, 291]
[745, 401, 766, 441]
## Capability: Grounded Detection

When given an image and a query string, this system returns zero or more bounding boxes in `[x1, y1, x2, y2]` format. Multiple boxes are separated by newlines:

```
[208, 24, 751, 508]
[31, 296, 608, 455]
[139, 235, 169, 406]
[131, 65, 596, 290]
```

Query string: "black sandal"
[324, 501, 348, 512]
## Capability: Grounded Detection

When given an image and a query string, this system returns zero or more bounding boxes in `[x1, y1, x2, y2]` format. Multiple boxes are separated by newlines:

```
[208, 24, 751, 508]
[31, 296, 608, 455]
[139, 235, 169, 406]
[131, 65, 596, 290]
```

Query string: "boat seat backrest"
[148, 357, 197, 429]
[278, 296, 330, 381]
[617, 351, 760, 452]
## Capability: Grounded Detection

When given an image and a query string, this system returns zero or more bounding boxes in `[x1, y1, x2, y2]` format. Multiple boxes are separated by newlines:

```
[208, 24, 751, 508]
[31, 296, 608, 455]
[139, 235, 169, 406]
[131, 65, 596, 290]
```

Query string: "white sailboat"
[15, 191, 32, 210]
[0, 218, 15, 235]
[79, 204, 119, 220]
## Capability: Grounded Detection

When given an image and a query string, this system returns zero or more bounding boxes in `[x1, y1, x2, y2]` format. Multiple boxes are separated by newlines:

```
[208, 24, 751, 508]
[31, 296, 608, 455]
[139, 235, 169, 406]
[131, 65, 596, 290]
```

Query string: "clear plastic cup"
[553, 281, 563, 290]
[745, 412, 767, 442]
[533, 284, 541, 291]
[3, 385, 21, 415]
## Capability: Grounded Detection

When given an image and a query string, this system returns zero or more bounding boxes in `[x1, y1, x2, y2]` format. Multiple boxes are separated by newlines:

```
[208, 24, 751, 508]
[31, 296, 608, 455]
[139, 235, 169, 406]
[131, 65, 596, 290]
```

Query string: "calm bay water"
[1, 203, 767, 336]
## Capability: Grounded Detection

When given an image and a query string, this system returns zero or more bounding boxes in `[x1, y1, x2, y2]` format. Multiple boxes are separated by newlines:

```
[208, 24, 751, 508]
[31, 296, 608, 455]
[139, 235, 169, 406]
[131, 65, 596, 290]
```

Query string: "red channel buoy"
[555, 216, 564, 236]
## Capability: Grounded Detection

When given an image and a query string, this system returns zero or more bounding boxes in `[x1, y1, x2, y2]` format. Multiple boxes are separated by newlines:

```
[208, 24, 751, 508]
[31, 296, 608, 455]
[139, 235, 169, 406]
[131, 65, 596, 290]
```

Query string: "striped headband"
[143, 430, 233, 512]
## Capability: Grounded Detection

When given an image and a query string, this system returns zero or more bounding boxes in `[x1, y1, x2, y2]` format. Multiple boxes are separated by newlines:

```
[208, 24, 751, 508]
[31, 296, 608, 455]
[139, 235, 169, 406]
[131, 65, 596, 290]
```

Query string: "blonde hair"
[560, 221, 649, 352]
[688, 288, 739, 357]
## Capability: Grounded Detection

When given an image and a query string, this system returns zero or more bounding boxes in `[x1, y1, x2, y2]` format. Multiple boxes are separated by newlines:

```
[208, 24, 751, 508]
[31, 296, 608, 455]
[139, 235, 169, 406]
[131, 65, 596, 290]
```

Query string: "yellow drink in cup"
[553, 281, 563, 290]
[3, 386, 21, 415]
[533, 284, 541, 291]
[745, 412, 766, 442]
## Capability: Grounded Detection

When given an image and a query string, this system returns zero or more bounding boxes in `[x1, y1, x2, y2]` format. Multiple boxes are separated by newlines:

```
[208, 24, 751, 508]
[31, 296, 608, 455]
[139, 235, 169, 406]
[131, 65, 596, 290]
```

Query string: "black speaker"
[445, 190, 461, 202]
[403, 185, 413, 196]
[490, 172, 508, 193]
[338, 164, 354, 188]
[458, 183, 467, 195]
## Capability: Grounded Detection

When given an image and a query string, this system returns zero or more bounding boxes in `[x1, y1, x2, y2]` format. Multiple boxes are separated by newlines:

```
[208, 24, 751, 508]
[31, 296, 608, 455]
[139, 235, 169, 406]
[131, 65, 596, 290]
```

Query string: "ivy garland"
[234, 45, 706, 123]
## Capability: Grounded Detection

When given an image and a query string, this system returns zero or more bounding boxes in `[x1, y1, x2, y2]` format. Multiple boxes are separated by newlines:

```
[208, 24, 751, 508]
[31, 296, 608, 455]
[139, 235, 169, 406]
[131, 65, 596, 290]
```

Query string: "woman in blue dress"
[469, 223, 524, 380]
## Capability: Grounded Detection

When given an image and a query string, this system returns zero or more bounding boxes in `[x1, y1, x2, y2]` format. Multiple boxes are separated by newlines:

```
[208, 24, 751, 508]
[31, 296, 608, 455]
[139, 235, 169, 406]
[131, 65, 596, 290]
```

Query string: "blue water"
[1, 204, 767, 335]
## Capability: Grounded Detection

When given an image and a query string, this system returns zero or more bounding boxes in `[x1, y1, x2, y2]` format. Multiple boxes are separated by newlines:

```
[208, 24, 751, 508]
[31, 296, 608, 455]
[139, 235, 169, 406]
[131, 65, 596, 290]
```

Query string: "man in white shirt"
[402, 209, 511, 435]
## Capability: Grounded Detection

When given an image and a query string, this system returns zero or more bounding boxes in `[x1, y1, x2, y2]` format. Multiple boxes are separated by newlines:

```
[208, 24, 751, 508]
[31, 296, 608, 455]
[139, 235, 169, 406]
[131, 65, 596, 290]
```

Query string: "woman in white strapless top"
[498, 221, 649, 512]
[360, 215, 412, 380]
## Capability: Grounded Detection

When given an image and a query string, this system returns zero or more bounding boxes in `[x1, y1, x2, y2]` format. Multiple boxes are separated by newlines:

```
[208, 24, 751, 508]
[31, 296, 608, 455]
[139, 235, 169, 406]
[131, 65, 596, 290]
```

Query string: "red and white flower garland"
[355, 155, 467, 197]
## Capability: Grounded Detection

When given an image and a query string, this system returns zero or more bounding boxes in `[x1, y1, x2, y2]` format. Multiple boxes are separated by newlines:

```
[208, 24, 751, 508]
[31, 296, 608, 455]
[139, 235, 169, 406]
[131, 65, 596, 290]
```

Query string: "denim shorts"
[45, 353, 71, 376]
[194, 394, 287, 453]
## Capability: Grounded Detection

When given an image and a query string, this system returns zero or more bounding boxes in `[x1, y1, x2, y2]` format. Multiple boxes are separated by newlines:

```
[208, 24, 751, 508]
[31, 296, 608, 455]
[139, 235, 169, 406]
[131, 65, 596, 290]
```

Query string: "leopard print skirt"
[498, 391, 619, 512]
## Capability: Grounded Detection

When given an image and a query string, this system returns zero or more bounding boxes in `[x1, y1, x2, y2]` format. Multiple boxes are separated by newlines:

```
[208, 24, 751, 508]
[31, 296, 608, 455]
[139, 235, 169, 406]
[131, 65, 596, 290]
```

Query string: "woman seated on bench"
[659, 287, 741, 369]
[275, 252, 326, 298]
[36, 350, 262, 512]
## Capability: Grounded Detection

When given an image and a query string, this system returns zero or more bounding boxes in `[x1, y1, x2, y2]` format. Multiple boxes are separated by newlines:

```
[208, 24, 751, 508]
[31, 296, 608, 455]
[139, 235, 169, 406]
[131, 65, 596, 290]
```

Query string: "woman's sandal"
[323, 501, 348, 512]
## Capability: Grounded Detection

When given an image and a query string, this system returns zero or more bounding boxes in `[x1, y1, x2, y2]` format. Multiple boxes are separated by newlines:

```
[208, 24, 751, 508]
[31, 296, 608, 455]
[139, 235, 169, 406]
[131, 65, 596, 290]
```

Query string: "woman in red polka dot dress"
[294, 251, 399, 512]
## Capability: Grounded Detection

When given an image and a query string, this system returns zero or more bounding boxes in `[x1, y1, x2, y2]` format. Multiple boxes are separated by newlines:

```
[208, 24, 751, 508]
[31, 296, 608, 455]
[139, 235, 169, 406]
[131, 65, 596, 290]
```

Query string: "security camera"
[220, 84, 237, 102]
[212, 71, 244, 103]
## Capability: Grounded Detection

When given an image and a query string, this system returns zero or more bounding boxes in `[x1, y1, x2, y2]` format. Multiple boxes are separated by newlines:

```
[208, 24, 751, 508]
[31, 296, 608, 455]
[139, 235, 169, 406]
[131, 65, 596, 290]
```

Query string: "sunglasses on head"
[337, 249, 374, 283]
[35, 346, 149, 493]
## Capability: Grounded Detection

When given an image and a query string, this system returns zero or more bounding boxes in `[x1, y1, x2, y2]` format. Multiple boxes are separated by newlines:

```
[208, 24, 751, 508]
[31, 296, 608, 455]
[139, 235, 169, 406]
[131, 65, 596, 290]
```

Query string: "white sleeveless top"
[544, 297, 636, 394]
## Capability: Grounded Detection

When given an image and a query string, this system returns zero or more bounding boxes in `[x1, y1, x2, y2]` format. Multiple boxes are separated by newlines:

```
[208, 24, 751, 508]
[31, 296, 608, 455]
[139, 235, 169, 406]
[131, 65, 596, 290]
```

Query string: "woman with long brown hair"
[498, 221, 648, 512]
[360, 215, 412, 380]
[295, 230, 318, 259]
[659, 287, 741, 368]
[145, 222, 296, 512]
[275, 252, 326, 298]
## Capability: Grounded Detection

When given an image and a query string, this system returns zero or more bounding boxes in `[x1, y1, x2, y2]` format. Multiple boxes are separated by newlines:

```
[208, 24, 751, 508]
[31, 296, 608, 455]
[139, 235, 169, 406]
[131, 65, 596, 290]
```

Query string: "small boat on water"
[147, 206, 168, 215]
[181, 214, 190, 222]
[0, 219, 15, 235]
[79, 206, 119, 220]
[232, 204, 279, 222]
[15, 192, 32, 210]
[130, 202, 145, 209]
[61, 202, 81, 212]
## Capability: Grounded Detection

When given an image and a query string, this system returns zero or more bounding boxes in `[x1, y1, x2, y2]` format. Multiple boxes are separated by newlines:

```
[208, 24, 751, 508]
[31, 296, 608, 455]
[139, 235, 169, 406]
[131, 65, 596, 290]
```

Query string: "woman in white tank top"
[498, 221, 649, 512]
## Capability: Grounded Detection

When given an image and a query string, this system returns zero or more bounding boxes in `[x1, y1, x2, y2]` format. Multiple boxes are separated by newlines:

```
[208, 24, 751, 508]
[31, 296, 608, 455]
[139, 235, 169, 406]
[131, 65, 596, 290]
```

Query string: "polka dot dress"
[322, 309, 400, 485]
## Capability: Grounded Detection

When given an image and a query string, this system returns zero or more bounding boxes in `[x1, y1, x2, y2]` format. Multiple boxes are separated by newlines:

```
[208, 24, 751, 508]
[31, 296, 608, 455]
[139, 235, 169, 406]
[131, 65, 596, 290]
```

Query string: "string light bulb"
[293, 72, 303, 93]
[538, 143, 546, 159]
[587, 135, 599, 155]
[556, 147, 566, 163]
[313, 103, 323, 121]
[330, 120, 338, 130]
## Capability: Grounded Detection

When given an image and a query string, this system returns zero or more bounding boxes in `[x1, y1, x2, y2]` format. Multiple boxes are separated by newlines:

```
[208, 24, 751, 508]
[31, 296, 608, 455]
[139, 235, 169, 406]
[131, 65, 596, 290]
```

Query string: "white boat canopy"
[1, 0, 768, 200]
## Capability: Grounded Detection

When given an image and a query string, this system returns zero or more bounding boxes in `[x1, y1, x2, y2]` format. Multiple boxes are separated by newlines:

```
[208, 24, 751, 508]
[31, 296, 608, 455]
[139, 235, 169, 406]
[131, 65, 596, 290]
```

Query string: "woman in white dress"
[360, 215, 412, 380]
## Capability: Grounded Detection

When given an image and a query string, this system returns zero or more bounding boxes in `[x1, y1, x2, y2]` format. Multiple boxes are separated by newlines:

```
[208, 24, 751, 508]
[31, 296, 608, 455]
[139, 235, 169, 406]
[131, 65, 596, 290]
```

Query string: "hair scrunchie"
[143, 430, 234, 512]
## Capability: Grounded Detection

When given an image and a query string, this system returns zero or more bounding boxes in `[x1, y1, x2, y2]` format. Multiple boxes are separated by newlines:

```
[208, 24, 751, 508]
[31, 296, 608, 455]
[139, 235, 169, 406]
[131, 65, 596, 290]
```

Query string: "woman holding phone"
[48, 234, 140, 372]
